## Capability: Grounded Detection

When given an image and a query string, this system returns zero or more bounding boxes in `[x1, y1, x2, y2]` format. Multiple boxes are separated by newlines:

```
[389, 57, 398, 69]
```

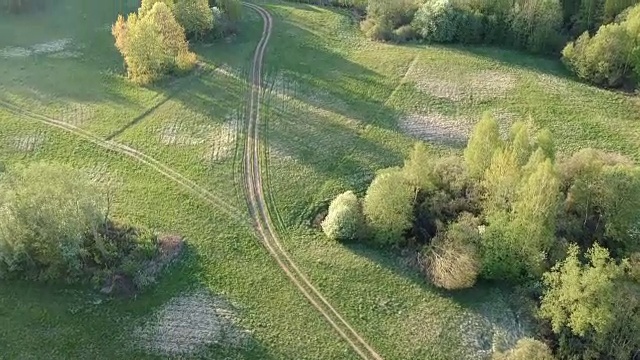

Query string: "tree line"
[322, 115, 640, 359]
[287, 0, 640, 90]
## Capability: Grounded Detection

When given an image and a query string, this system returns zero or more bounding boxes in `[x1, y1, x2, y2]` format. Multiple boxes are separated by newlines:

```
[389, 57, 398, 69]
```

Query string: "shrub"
[361, 17, 394, 40]
[321, 191, 364, 241]
[557, 149, 640, 254]
[366, 0, 417, 28]
[562, 22, 634, 87]
[492, 338, 555, 360]
[112, 2, 196, 85]
[510, 0, 563, 53]
[0, 163, 106, 281]
[174, 0, 214, 39]
[363, 169, 416, 245]
[362, 0, 418, 40]
[422, 214, 481, 290]
[392, 24, 417, 42]
[411, 0, 460, 43]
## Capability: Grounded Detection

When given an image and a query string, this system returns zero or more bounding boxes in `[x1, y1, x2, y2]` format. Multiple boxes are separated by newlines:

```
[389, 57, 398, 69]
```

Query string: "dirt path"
[0, 99, 248, 224]
[240, 3, 383, 360]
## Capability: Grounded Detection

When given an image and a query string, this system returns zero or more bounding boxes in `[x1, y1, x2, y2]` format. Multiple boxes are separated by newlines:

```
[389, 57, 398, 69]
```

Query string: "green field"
[1, 0, 638, 359]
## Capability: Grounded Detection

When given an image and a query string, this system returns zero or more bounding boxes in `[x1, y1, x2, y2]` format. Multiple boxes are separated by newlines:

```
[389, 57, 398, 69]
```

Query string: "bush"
[363, 169, 416, 245]
[321, 191, 364, 241]
[421, 214, 481, 290]
[362, 0, 418, 40]
[411, 0, 460, 43]
[492, 338, 555, 360]
[562, 22, 634, 87]
[0, 163, 106, 281]
[112, 1, 196, 85]
[392, 24, 417, 42]
[361, 17, 394, 41]
[174, 0, 214, 39]
[557, 149, 640, 255]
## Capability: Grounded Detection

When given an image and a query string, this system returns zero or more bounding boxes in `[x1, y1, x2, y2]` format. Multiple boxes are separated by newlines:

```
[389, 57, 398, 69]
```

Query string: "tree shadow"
[0, 243, 276, 359]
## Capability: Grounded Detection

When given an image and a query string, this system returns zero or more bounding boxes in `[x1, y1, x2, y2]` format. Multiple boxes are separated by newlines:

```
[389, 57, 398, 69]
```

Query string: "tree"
[492, 338, 555, 360]
[481, 159, 560, 280]
[321, 191, 364, 241]
[481, 148, 521, 214]
[562, 22, 634, 87]
[534, 128, 555, 160]
[411, 0, 460, 43]
[362, 0, 418, 41]
[363, 169, 416, 245]
[509, 121, 533, 167]
[540, 244, 625, 336]
[510, 0, 563, 53]
[174, 0, 214, 39]
[140, 0, 175, 17]
[403, 142, 435, 192]
[539, 244, 639, 359]
[465, 113, 503, 179]
[422, 214, 481, 290]
[0, 163, 106, 280]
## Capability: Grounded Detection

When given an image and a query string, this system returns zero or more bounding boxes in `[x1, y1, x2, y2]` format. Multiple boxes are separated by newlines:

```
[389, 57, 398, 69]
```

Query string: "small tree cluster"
[0, 162, 161, 285]
[320, 114, 640, 358]
[112, 1, 196, 85]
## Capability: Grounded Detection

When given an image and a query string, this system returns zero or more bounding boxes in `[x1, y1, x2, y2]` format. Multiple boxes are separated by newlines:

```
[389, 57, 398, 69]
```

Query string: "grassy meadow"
[1, 0, 639, 359]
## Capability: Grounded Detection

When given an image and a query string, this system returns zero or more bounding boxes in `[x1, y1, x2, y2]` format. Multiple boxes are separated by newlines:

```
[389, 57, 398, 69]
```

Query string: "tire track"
[0, 99, 248, 224]
[240, 3, 383, 359]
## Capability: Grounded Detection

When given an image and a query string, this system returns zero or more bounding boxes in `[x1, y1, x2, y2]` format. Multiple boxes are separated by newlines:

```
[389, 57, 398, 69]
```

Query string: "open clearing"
[1, 0, 639, 359]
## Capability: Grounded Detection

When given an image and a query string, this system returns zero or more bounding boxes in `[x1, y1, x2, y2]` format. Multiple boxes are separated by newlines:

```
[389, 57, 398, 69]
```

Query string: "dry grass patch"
[399, 110, 515, 146]
[459, 294, 533, 359]
[409, 68, 519, 103]
[399, 112, 472, 146]
[11, 133, 45, 152]
[0, 39, 82, 59]
[135, 290, 251, 356]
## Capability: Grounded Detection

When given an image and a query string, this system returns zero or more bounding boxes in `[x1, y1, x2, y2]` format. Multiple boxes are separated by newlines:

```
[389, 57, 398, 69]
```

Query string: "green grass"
[1, 0, 639, 359]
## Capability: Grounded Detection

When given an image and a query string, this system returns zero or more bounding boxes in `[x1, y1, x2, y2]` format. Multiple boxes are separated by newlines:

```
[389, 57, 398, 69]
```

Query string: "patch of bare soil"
[135, 290, 251, 356]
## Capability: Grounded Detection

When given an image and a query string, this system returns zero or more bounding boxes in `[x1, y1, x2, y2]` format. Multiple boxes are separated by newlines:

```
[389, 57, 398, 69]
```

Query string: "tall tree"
[465, 113, 503, 179]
